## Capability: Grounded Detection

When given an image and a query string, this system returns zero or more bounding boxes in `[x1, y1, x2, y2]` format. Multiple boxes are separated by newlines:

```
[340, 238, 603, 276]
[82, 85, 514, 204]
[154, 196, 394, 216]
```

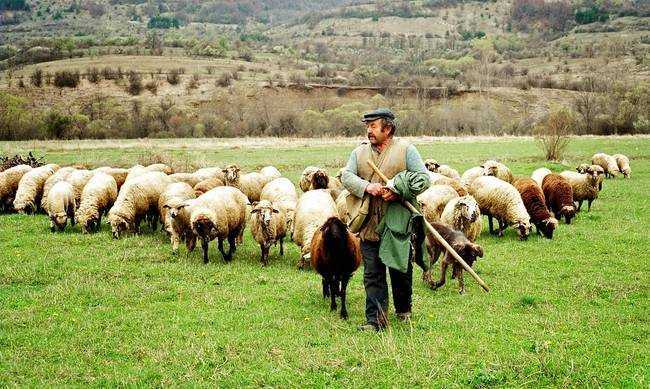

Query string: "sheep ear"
[251, 201, 258, 207]
[163, 204, 170, 209]
[479, 165, 484, 169]
[251, 209, 260, 214]
[272, 208, 279, 213]
[221, 169, 228, 173]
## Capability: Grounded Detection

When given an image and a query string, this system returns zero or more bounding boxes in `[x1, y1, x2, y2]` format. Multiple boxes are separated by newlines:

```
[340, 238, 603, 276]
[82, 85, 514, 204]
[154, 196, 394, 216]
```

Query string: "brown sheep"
[310, 216, 362, 319]
[513, 178, 558, 239]
[193, 176, 225, 196]
[541, 174, 576, 224]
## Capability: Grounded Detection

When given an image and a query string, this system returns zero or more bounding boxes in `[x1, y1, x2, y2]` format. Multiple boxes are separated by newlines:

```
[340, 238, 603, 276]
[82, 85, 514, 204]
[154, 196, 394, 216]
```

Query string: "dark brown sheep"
[310, 170, 329, 190]
[310, 216, 361, 319]
[513, 178, 558, 239]
[427, 222, 484, 294]
[541, 173, 576, 224]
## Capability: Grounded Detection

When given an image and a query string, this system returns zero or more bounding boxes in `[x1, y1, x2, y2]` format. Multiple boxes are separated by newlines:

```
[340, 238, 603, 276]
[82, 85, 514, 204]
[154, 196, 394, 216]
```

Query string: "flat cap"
[361, 108, 395, 123]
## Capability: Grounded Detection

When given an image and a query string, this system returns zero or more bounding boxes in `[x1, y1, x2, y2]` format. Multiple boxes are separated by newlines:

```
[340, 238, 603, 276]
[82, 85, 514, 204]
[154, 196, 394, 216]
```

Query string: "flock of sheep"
[0, 150, 631, 318]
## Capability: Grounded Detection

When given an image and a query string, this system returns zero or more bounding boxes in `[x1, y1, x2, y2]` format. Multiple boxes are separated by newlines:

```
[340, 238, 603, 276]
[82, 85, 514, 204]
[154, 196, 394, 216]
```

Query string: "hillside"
[0, 0, 648, 140]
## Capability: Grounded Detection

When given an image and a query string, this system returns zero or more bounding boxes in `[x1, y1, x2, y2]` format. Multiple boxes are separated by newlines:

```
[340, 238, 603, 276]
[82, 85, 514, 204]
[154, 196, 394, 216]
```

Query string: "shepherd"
[341, 108, 430, 331]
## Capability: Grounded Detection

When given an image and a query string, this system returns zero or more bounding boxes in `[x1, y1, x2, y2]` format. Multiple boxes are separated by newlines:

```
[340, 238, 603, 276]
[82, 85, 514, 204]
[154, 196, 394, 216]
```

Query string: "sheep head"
[537, 217, 558, 239]
[15, 199, 36, 215]
[310, 170, 329, 190]
[82, 211, 101, 234]
[560, 205, 576, 224]
[455, 195, 479, 223]
[515, 220, 533, 241]
[222, 164, 240, 185]
[250, 200, 279, 228]
[482, 160, 499, 177]
[576, 163, 590, 174]
[424, 159, 440, 172]
[164, 199, 191, 220]
[50, 212, 68, 231]
[109, 214, 129, 239]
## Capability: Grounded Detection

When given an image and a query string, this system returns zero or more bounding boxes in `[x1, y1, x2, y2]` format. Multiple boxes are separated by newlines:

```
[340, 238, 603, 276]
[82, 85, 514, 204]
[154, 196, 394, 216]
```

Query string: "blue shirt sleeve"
[406, 145, 428, 173]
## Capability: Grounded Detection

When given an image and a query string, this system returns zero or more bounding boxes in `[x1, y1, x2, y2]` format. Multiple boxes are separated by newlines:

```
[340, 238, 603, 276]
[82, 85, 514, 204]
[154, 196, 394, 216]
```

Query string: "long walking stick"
[367, 160, 490, 292]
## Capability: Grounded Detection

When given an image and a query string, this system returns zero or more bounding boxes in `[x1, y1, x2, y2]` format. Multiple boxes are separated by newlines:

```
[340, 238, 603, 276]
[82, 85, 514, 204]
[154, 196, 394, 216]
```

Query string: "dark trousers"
[361, 240, 413, 327]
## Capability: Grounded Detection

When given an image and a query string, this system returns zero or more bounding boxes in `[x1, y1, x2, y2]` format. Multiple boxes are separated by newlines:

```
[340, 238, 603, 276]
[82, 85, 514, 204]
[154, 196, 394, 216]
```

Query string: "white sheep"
[222, 164, 266, 202]
[169, 173, 203, 187]
[469, 176, 532, 240]
[460, 166, 484, 188]
[14, 164, 60, 214]
[560, 170, 600, 212]
[424, 159, 461, 181]
[158, 182, 196, 234]
[335, 189, 349, 224]
[260, 166, 282, 183]
[591, 153, 618, 178]
[161, 197, 197, 255]
[108, 171, 172, 238]
[293, 189, 338, 269]
[482, 160, 514, 183]
[531, 167, 552, 187]
[0, 164, 32, 211]
[428, 171, 468, 196]
[66, 169, 95, 208]
[260, 177, 298, 235]
[77, 172, 118, 233]
[144, 163, 173, 175]
[612, 154, 631, 178]
[124, 164, 147, 183]
[417, 184, 459, 224]
[250, 200, 287, 266]
[190, 186, 248, 263]
[93, 167, 129, 189]
[41, 166, 76, 213]
[299, 166, 320, 192]
[193, 167, 224, 181]
[440, 195, 483, 242]
[47, 181, 76, 232]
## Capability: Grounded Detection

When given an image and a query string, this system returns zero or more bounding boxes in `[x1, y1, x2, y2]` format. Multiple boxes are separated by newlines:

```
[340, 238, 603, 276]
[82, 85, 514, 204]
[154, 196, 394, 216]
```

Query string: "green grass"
[1, 136, 648, 386]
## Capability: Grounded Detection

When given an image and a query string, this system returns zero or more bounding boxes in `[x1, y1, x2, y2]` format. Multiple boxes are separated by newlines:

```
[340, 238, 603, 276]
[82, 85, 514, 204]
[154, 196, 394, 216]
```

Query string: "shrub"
[216, 72, 233, 87]
[53, 70, 80, 88]
[87, 67, 101, 83]
[166, 68, 181, 85]
[30, 68, 43, 87]
[535, 108, 575, 161]
[186, 74, 199, 91]
[145, 79, 159, 95]
[127, 71, 143, 95]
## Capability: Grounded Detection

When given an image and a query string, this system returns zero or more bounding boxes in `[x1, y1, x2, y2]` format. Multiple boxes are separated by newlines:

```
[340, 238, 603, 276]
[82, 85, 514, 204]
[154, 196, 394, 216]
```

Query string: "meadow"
[0, 136, 648, 386]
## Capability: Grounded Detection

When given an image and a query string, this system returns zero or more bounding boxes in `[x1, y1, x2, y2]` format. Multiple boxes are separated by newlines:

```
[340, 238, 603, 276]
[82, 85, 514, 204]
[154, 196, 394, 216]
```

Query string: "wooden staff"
[367, 160, 490, 292]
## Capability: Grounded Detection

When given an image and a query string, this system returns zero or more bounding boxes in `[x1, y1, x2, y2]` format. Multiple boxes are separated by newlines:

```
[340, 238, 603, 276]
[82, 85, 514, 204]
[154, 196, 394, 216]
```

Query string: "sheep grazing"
[260, 166, 282, 183]
[66, 169, 95, 207]
[591, 153, 618, 178]
[250, 200, 287, 266]
[469, 176, 533, 240]
[14, 164, 60, 214]
[417, 184, 459, 224]
[460, 166, 484, 188]
[513, 178, 558, 239]
[158, 182, 196, 234]
[440, 195, 483, 242]
[169, 173, 203, 187]
[41, 166, 76, 213]
[541, 173, 576, 224]
[482, 160, 514, 183]
[77, 172, 118, 233]
[428, 171, 468, 196]
[193, 167, 224, 181]
[0, 165, 32, 212]
[531, 167, 552, 187]
[612, 154, 631, 178]
[47, 181, 76, 232]
[260, 177, 298, 235]
[426, 222, 484, 294]
[424, 159, 461, 181]
[310, 216, 361, 319]
[193, 176, 225, 196]
[293, 189, 338, 269]
[560, 169, 600, 212]
[189, 186, 248, 263]
[93, 167, 126, 188]
[108, 171, 172, 238]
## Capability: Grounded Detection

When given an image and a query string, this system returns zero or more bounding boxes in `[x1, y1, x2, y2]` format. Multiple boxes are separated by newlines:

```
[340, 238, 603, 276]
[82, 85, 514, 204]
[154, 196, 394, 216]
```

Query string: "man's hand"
[381, 187, 399, 202]
[365, 183, 383, 197]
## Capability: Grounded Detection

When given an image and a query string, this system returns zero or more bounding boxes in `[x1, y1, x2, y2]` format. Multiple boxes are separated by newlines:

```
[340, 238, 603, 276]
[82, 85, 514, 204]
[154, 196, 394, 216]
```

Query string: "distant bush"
[145, 79, 159, 95]
[166, 68, 181, 85]
[186, 74, 199, 91]
[30, 68, 43, 87]
[535, 108, 575, 161]
[87, 67, 101, 83]
[53, 70, 80, 88]
[127, 71, 143, 95]
[148, 15, 180, 29]
[216, 72, 233, 87]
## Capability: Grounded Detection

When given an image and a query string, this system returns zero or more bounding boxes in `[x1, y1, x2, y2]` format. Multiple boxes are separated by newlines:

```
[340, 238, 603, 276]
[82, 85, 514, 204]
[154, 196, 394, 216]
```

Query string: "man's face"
[365, 119, 390, 145]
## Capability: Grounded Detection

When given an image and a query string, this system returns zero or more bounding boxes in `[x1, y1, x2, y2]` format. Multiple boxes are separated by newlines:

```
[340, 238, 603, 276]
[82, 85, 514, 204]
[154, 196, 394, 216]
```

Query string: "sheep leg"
[226, 234, 237, 261]
[431, 258, 448, 290]
[171, 231, 180, 255]
[587, 199, 593, 212]
[488, 214, 496, 234]
[454, 265, 465, 294]
[50, 220, 56, 233]
[497, 218, 505, 237]
[279, 237, 284, 256]
[260, 243, 269, 266]
[329, 279, 337, 312]
[322, 277, 329, 298]
[217, 238, 227, 261]
[186, 236, 196, 252]
[577, 200, 583, 212]
[340, 276, 350, 320]
[201, 238, 209, 264]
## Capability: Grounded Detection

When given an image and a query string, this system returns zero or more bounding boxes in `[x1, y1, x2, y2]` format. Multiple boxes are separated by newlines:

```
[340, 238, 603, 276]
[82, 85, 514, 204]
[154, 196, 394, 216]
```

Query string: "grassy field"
[1, 136, 648, 386]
